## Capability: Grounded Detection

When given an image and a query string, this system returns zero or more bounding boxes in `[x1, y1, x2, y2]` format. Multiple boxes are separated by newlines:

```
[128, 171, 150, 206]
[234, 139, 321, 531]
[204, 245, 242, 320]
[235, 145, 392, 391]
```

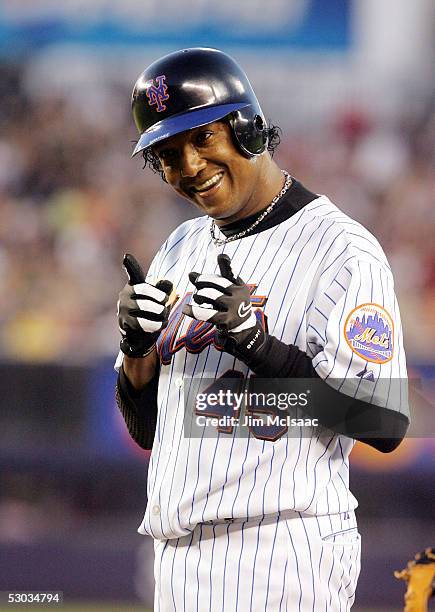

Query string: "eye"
[157, 148, 177, 162]
[195, 130, 213, 146]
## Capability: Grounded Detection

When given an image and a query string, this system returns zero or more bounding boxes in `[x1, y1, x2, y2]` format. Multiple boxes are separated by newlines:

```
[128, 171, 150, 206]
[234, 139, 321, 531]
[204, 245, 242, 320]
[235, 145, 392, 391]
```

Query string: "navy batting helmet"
[131, 47, 268, 158]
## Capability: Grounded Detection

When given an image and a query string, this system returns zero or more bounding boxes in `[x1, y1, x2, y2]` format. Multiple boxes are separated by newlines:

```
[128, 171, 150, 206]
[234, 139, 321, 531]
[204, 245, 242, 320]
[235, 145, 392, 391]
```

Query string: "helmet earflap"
[228, 107, 269, 157]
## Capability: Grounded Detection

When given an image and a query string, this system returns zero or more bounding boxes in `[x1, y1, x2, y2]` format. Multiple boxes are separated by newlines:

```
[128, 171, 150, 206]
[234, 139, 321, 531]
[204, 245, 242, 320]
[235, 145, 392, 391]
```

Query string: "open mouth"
[190, 172, 224, 195]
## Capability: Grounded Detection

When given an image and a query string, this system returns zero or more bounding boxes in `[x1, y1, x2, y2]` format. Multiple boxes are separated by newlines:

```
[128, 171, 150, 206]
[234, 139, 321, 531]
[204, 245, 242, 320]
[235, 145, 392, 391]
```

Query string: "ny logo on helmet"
[146, 75, 169, 112]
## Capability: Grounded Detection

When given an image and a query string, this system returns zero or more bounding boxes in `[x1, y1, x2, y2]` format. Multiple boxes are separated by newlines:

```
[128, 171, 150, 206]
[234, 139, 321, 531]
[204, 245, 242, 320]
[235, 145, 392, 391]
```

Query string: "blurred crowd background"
[0, 0, 434, 610]
[1, 47, 435, 364]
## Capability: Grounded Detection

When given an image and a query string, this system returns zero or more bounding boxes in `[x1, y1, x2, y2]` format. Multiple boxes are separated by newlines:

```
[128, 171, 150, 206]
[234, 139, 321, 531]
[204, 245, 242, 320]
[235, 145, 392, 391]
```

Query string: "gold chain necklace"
[210, 170, 292, 246]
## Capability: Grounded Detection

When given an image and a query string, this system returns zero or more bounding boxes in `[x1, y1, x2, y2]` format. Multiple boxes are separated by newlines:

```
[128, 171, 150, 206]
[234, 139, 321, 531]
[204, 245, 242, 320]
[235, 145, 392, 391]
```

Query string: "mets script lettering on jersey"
[157, 287, 267, 365]
[146, 75, 169, 112]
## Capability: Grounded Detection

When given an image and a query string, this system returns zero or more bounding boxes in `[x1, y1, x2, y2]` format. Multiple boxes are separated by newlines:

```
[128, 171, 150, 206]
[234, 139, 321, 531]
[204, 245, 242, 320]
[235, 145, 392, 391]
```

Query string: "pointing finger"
[217, 254, 237, 283]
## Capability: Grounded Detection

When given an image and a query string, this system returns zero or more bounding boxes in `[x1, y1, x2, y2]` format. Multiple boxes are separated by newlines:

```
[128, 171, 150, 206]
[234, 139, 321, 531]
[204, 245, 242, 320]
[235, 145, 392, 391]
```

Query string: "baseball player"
[115, 48, 410, 611]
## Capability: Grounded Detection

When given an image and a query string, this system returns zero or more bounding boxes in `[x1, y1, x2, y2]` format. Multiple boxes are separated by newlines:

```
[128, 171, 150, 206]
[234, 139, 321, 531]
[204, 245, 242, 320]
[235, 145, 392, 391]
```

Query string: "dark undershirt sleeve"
[248, 334, 409, 453]
[115, 365, 159, 450]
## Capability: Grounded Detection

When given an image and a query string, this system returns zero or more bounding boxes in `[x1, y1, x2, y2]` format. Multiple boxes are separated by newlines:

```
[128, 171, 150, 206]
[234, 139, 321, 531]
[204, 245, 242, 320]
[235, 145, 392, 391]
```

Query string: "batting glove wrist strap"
[118, 253, 173, 358]
[119, 335, 156, 358]
[215, 321, 268, 365]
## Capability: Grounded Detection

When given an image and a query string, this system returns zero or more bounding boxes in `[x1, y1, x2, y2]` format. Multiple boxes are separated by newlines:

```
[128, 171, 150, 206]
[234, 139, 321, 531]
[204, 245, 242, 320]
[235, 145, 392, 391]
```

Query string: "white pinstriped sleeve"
[307, 256, 408, 416]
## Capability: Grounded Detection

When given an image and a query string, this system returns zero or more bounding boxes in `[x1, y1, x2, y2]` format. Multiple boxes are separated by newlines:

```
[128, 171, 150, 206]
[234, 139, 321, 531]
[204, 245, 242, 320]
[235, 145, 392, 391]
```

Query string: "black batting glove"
[182, 254, 267, 365]
[118, 253, 173, 358]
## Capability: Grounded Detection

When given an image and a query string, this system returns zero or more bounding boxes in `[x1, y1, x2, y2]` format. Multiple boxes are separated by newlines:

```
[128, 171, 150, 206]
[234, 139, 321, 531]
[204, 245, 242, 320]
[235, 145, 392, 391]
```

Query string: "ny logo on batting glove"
[183, 255, 267, 364]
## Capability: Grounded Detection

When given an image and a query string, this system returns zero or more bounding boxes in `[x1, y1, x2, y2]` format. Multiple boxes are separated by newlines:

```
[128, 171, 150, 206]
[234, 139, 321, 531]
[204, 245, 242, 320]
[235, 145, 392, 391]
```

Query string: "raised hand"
[118, 253, 173, 357]
[183, 254, 266, 363]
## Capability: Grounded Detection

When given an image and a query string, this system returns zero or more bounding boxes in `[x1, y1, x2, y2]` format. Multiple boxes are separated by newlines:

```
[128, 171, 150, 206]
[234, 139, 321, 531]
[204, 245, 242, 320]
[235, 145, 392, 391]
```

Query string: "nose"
[179, 144, 206, 178]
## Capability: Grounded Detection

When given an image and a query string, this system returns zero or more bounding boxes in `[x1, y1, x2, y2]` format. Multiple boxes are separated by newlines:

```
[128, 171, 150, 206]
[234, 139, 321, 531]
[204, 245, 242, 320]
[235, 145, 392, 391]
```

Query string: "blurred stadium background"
[0, 1, 434, 610]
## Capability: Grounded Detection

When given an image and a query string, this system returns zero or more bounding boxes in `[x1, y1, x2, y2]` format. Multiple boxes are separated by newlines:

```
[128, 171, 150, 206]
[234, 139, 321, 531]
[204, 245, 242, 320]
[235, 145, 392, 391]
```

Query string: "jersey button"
[175, 377, 184, 388]
[152, 505, 161, 515]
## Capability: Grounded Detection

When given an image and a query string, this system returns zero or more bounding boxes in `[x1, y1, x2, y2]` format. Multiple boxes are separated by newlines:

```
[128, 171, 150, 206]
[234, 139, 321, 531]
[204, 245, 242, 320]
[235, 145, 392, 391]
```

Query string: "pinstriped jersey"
[118, 194, 408, 540]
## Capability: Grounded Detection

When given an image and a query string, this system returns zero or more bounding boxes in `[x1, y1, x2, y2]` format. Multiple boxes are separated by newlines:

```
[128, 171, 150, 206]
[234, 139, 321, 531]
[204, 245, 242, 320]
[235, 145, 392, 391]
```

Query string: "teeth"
[193, 173, 223, 192]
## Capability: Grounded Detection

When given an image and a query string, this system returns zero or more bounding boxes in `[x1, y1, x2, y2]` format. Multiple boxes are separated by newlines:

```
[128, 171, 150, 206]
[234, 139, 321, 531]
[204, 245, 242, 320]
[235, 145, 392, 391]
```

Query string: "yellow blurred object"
[394, 548, 435, 611]
[3, 313, 66, 361]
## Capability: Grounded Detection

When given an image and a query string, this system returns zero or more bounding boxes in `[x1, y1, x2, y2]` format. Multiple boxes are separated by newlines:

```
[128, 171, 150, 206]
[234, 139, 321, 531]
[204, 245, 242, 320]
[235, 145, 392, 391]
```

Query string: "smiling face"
[152, 120, 280, 225]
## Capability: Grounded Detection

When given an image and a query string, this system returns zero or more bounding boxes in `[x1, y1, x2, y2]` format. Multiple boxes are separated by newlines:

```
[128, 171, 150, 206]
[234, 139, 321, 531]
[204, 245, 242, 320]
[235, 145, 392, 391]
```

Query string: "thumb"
[123, 253, 146, 285]
[217, 254, 237, 283]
